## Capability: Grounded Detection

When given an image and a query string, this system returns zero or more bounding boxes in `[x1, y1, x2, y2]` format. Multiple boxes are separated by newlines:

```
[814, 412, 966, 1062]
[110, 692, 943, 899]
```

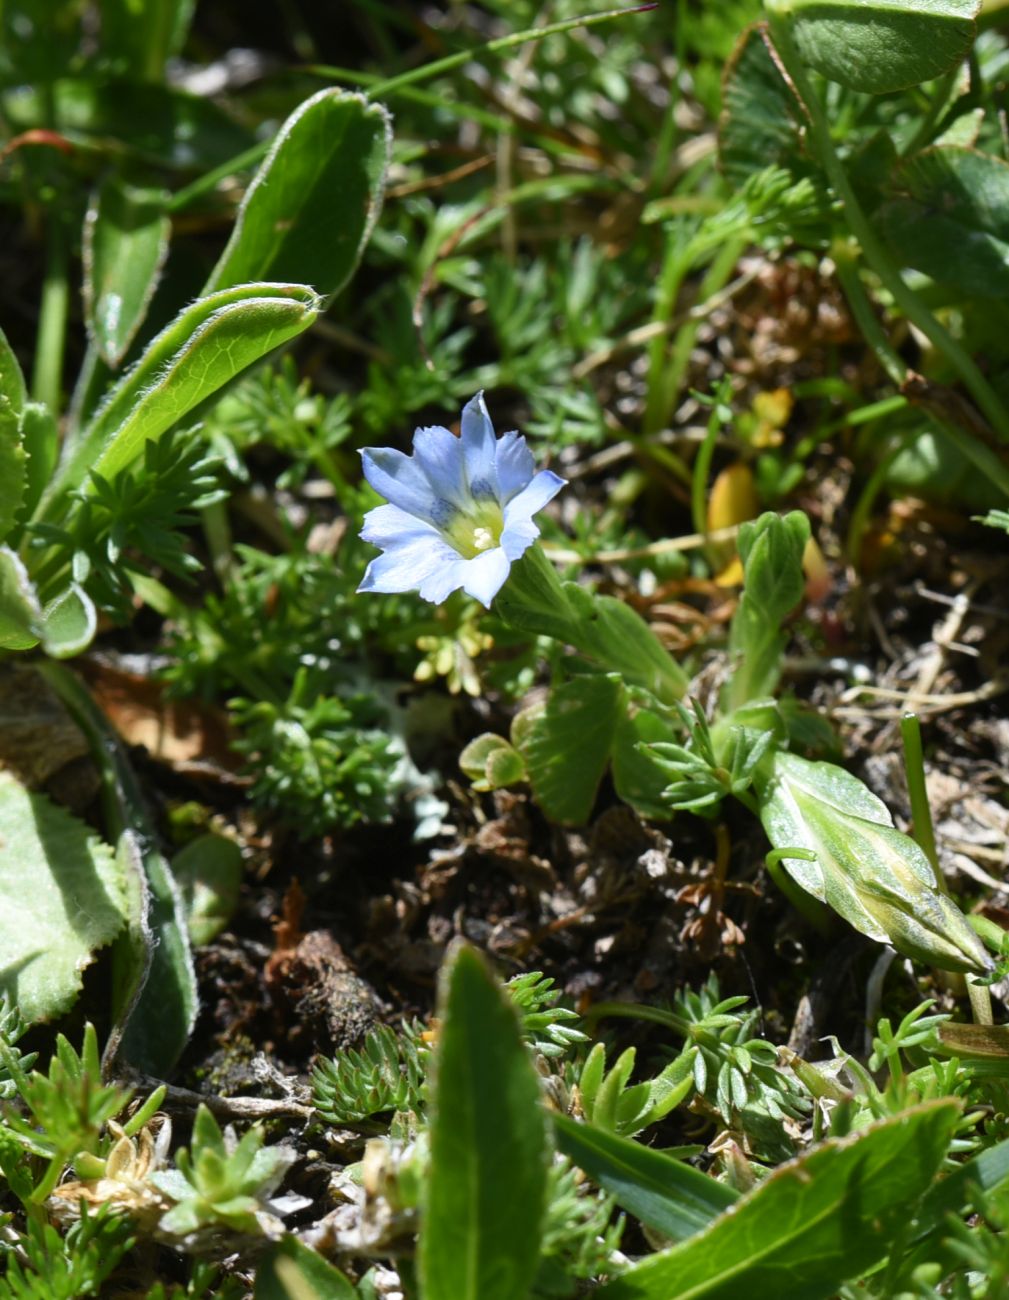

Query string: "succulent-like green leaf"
[84, 178, 171, 365]
[767, 0, 979, 94]
[419, 944, 548, 1300]
[0, 772, 127, 1022]
[595, 1099, 961, 1298]
[758, 751, 991, 974]
[205, 89, 391, 302]
[0, 328, 26, 546]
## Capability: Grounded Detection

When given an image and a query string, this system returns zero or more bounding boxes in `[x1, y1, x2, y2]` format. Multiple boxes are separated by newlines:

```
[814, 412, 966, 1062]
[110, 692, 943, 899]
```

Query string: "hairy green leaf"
[44, 282, 320, 513]
[595, 1099, 961, 1298]
[0, 772, 127, 1022]
[420, 944, 548, 1300]
[205, 89, 391, 302]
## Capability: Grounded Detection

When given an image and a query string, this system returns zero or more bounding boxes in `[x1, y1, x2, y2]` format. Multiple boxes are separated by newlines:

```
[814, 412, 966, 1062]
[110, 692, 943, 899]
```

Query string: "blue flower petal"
[500, 516, 540, 561]
[504, 469, 566, 524]
[495, 430, 536, 503]
[361, 502, 441, 549]
[361, 447, 446, 524]
[358, 534, 460, 595]
[460, 392, 499, 501]
[418, 558, 470, 604]
[461, 547, 512, 608]
[412, 425, 468, 506]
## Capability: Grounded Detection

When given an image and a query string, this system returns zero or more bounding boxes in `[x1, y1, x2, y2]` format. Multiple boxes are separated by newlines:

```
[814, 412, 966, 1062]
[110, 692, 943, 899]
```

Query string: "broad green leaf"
[0, 546, 42, 650]
[40, 582, 97, 658]
[0, 771, 127, 1022]
[84, 178, 171, 365]
[172, 832, 242, 946]
[596, 1099, 961, 1299]
[767, 0, 979, 94]
[205, 90, 391, 302]
[419, 944, 548, 1300]
[254, 1235, 357, 1300]
[43, 282, 320, 511]
[522, 674, 623, 824]
[723, 510, 809, 713]
[554, 1114, 737, 1243]
[878, 145, 1009, 298]
[720, 24, 807, 186]
[3, 78, 253, 169]
[758, 750, 991, 973]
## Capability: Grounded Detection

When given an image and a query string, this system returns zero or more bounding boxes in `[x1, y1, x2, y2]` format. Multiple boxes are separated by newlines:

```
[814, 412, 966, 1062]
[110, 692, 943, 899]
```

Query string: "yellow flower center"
[444, 500, 504, 559]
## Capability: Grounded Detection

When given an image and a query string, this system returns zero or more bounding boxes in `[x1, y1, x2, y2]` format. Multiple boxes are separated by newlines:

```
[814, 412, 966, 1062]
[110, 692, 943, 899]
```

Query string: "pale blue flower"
[358, 393, 566, 608]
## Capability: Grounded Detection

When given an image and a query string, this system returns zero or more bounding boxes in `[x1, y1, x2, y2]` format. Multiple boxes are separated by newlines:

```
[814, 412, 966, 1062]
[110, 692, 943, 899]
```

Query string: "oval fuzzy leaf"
[0, 771, 127, 1022]
[204, 90, 391, 302]
[595, 1099, 961, 1299]
[522, 674, 623, 824]
[44, 282, 320, 511]
[84, 178, 171, 365]
[40, 582, 98, 658]
[554, 1114, 738, 1243]
[877, 145, 1009, 297]
[419, 944, 548, 1300]
[768, 0, 979, 94]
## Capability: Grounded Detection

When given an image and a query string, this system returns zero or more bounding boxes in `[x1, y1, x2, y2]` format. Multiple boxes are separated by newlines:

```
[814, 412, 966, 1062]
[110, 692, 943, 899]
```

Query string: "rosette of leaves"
[150, 1105, 295, 1239]
[312, 1020, 429, 1126]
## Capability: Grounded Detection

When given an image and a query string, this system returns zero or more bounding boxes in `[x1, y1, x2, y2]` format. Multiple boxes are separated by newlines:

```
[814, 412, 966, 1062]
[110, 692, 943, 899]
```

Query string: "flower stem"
[499, 544, 689, 703]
